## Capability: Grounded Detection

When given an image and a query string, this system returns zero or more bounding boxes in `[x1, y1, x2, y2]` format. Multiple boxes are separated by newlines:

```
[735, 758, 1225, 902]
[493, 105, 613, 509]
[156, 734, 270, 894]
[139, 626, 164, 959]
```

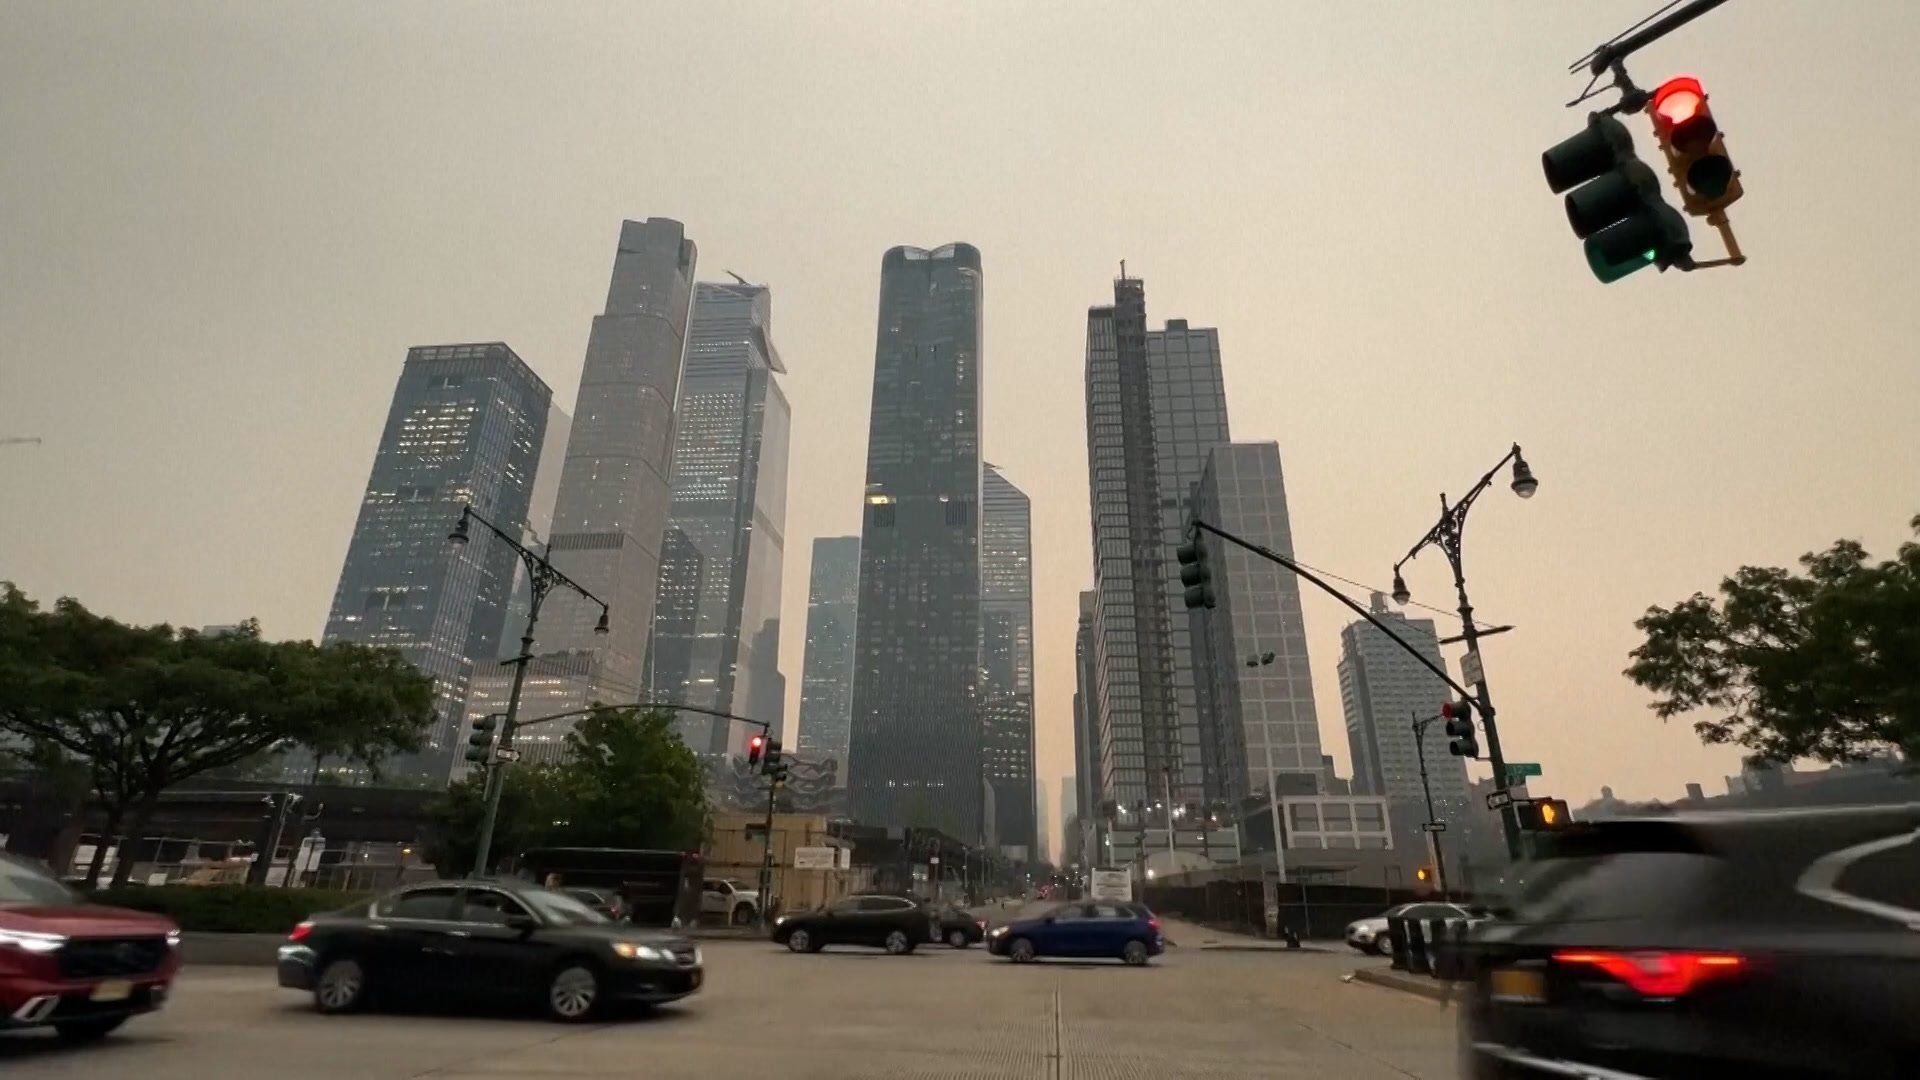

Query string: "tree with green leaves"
[1625, 514, 1920, 765]
[0, 585, 437, 886]
[425, 705, 710, 875]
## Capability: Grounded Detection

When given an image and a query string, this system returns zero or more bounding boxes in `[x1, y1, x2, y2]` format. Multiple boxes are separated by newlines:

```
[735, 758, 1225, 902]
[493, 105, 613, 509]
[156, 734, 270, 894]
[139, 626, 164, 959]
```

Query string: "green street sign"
[1503, 762, 1544, 781]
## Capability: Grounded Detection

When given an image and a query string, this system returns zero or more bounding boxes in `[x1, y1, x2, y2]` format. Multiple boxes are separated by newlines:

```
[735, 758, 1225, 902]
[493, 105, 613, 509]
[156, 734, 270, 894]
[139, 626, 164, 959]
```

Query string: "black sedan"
[936, 904, 988, 948]
[1460, 804, 1920, 1079]
[277, 879, 702, 1022]
[771, 894, 938, 954]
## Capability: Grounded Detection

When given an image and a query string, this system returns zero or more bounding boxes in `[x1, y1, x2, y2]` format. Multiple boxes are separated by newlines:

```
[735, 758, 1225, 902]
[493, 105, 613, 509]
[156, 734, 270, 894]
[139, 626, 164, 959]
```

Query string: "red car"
[1, 853, 181, 1041]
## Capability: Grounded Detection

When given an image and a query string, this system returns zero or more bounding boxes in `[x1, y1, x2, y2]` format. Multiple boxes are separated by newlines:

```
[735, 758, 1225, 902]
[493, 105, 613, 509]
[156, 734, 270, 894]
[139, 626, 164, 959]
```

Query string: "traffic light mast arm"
[1187, 520, 1477, 702]
[1576, 0, 1737, 78]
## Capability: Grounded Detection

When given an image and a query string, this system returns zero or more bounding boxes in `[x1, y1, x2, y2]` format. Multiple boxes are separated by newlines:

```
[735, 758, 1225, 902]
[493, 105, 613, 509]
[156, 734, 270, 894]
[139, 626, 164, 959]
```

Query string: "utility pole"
[1410, 710, 1451, 896]
[448, 505, 609, 877]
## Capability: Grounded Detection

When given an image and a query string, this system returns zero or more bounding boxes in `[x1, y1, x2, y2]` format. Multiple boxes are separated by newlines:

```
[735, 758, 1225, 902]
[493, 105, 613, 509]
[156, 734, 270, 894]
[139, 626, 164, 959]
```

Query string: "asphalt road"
[0, 908, 1459, 1079]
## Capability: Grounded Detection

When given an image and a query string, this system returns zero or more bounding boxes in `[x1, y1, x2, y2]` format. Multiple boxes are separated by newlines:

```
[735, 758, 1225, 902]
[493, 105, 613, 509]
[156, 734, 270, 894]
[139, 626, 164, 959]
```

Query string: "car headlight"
[166, 930, 183, 949]
[987, 925, 1008, 937]
[612, 942, 668, 961]
[0, 927, 66, 954]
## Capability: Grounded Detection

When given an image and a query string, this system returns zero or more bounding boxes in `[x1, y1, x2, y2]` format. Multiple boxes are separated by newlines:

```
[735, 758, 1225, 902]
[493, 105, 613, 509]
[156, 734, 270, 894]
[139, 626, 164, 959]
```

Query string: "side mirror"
[1043, 915, 1056, 924]
[506, 913, 538, 933]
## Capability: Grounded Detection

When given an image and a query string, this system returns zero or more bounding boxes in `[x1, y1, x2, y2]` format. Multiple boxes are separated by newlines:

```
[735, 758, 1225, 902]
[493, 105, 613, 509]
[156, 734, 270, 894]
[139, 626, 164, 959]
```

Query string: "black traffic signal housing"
[465, 714, 498, 766]
[1543, 113, 1691, 282]
[762, 738, 784, 774]
[1649, 76, 1742, 216]
[746, 733, 766, 767]
[1441, 697, 1479, 758]
[1518, 798, 1573, 832]
[1175, 534, 1217, 610]
[769, 761, 791, 790]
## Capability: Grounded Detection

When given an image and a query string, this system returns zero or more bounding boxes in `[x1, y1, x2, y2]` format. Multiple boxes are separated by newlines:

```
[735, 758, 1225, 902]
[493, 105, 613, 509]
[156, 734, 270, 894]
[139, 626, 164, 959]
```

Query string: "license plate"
[1490, 967, 1546, 1004]
[91, 979, 133, 1003]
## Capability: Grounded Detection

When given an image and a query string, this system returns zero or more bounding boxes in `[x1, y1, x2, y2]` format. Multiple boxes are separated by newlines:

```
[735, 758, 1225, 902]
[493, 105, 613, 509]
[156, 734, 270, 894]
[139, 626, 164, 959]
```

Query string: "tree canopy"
[426, 705, 710, 876]
[0, 584, 437, 885]
[1625, 514, 1920, 765]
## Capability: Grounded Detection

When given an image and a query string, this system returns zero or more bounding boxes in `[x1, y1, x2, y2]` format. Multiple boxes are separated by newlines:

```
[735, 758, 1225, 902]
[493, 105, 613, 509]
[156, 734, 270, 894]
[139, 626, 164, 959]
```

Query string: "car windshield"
[519, 885, 610, 927]
[0, 857, 76, 905]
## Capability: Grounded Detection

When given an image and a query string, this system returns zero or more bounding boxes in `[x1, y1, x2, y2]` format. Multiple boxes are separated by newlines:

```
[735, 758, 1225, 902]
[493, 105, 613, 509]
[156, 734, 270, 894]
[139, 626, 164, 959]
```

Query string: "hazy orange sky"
[5, 2, 1917, 858]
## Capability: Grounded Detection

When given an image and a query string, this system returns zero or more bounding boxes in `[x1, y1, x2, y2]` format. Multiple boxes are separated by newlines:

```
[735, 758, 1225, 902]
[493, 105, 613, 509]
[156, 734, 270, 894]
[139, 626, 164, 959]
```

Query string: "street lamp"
[448, 504, 610, 876]
[1390, 443, 1537, 860]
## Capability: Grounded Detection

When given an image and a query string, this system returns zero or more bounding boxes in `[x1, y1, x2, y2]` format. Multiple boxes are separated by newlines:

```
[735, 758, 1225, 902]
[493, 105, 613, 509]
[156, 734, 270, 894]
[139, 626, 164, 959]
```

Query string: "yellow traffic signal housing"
[1649, 76, 1743, 217]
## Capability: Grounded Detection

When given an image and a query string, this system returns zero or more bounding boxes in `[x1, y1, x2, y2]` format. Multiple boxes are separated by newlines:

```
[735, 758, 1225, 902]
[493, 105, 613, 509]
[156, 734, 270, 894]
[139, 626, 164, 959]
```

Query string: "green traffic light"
[1584, 240, 1658, 283]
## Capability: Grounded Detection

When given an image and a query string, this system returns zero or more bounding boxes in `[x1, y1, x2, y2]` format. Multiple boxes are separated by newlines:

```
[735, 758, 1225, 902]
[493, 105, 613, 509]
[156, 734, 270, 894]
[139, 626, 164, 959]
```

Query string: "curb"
[1347, 966, 1460, 1004]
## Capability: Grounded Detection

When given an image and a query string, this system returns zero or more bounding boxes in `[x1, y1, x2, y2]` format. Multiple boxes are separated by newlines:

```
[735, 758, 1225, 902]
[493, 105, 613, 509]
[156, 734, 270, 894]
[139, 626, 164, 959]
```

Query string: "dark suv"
[1, 853, 182, 1041]
[1460, 804, 1920, 1079]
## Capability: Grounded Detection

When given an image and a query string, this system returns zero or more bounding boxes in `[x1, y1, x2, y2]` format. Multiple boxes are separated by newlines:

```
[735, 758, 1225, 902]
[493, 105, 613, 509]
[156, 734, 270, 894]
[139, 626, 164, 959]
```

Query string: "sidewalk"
[1156, 916, 1333, 953]
[1347, 963, 1462, 1004]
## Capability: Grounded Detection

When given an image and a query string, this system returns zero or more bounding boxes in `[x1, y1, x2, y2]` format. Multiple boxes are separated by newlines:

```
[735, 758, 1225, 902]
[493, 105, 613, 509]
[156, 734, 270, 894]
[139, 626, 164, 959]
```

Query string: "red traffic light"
[1651, 76, 1716, 152]
[747, 734, 766, 766]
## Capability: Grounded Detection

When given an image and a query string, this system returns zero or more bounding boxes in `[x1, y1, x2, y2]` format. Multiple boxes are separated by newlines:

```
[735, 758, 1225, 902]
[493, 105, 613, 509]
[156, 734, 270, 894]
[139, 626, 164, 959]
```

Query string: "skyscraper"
[323, 343, 552, 785]
[847, 243, 984, 841]
[981, 463, 1035, 859]
[796, 536, 860, 769]
[505, 218, 697, 765]
[1187, 442, 1323, 809]
[1072, 590, 1101, 858]
[1083, 274, 1230, 821]
[644, 281, 790, 756]
[1338, 593, 1473, 853]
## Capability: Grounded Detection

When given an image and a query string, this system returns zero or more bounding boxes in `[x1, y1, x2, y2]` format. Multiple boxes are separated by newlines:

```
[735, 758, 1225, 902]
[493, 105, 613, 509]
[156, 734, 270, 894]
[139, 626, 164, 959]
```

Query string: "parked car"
[276, 878, 702, 1022]
[560, 887, 627, 923]
[701, 878, 760, 926]
[1, 852, 182, 1042]
[1459, 805, 1920, 1079]
[1345, 901, 1479, 956]
[935, 904, 988, 948]
[771, 895, 938, 955]
[986, 901, 1163, 966]
[520, 847, 703, 929]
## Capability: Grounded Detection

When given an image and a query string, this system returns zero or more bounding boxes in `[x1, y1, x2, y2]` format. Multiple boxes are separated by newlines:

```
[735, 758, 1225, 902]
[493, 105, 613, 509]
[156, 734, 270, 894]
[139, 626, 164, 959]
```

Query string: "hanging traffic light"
[762, 738, 784, 774]
[1175, 535, 1217, 610]
[1543, 113, 1690, 283]
[769, 762, 791, 789]
[1518, 798, 1573, 832]
[747, 733, 765, 767]
[1441, 697, 1479, 758]
[465, 715, 498, 766]
[1649, 76, 1742, 216]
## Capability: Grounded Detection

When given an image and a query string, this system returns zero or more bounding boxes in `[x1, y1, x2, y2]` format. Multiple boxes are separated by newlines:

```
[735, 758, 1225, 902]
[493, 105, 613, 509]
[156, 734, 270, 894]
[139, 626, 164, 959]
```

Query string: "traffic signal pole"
[1410, 711, 1450, 897]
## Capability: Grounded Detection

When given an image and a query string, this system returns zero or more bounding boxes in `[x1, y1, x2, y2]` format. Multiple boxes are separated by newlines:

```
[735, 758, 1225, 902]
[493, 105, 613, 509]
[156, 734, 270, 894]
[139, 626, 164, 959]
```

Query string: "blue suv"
[986, 902, 1163, 966]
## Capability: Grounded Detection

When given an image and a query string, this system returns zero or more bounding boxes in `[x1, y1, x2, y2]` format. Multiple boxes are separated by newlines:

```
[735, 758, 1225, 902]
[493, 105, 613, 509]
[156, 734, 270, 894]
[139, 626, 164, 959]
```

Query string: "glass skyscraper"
[1083, 274, 1230, 817]
[644, 281, 790, 757]
[503, 218, 697, 766]
[796, 536, 860, 767]
[1339, 593, 1473, 853]
[847, 243, 984, 842]
[981, 463, 1035, 858]
[1187, 442, 1324, 809]
[323, 342, 552, 786]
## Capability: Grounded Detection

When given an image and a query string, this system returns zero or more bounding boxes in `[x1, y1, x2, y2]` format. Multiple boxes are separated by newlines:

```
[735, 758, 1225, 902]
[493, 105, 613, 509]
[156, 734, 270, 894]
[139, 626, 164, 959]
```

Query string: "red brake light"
[1552, 950, 1745, 997]
[288, 921, 313, 943]
[1148, 917, 1162, 932]
[976, 920, 987, 930]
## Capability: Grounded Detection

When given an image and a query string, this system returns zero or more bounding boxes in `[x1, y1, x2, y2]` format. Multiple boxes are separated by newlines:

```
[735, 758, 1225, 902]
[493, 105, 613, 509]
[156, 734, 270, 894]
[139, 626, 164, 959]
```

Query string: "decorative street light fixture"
[1390, 443, 1539, 859]
[448, 505, 609, 876]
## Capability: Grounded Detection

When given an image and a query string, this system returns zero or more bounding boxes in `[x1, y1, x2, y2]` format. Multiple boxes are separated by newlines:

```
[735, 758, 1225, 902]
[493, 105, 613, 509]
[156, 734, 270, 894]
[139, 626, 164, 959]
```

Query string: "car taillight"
[288, 921, 313, 943]
[976, 920, 987, 930]
[1148, 917, 1161, 932]
[1551, 950, 1745, 997]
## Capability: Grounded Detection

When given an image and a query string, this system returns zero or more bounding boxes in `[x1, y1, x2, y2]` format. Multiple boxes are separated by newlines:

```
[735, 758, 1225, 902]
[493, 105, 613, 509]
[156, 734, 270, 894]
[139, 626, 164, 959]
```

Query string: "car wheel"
[314, 956, 368, 1014]
[1122, 940, 1151, 967]
[947, 929, 970, 949]
[546, 963, 602, 1023]
[1374, 937, 1395, 957]
[787, 929, 812, 953]
[53, 1016, 127, 1043]
[1009, 937, 1036, 963]
[884, 930, 913, 955]
[732, 905, 754, 926]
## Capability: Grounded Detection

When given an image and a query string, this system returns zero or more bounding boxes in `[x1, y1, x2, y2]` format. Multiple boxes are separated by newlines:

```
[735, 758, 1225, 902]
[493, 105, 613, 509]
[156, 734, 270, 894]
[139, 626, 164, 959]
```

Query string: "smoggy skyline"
[5, 2, 1918, 856]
